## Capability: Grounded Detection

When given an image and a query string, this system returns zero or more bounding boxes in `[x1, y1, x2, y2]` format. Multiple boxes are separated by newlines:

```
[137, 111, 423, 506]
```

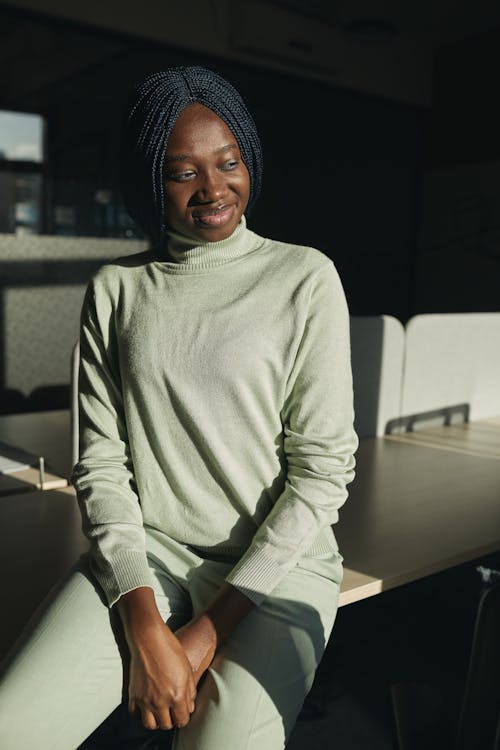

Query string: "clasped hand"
[126, 613, 217, 731]
[119, 582, 252, 731]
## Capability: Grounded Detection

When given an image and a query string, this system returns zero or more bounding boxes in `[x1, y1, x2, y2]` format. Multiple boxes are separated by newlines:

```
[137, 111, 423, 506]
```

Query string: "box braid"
[119, 66, 263, 249]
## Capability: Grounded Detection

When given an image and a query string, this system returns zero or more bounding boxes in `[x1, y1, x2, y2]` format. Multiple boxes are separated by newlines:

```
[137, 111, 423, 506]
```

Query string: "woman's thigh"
[175, 552, 342, 750]
[0, 554, 190, 750]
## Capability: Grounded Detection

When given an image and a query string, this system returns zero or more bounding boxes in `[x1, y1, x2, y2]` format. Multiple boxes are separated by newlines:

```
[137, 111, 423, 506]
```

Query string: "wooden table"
[384, 416, 500, 460]
[338, 435, 500, 606]
[1, 412, 499, 643]
[0, 409, 71, 492]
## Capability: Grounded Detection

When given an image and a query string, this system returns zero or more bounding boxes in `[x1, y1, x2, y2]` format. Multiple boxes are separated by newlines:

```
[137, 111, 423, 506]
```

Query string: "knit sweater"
[73, 217, 358, 607]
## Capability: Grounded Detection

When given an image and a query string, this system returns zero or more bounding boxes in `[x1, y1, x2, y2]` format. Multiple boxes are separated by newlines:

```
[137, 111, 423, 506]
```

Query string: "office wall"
[414, 161, 500, 313]
[414, 29, 500, 314]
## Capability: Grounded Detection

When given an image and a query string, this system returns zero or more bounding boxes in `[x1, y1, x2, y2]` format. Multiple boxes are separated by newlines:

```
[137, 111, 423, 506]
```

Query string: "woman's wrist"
[116, 586, 165, 642]
[203, 583, 255, 646]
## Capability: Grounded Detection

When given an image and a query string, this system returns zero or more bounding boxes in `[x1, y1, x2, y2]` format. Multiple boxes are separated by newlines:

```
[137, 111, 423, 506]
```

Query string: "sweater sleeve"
[225, 260, 358, 605]
[72, 278, 154, 607]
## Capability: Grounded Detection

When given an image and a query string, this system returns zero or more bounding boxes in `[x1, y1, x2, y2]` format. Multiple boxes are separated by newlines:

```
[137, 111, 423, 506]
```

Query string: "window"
[0, 110, 46, 234]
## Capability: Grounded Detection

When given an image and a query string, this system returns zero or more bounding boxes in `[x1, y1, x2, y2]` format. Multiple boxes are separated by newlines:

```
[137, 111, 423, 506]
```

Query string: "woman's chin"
[190, 218, 240, 243]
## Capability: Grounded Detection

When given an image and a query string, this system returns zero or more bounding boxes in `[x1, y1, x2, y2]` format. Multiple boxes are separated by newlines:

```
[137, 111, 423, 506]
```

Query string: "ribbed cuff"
[225, 545, 285, 606]
[93, 549, 154, 607]
[303, 528, 338, 557]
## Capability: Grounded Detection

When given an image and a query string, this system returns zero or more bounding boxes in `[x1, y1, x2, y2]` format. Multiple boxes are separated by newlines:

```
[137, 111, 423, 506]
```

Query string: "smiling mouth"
[193, 205, 235, 227]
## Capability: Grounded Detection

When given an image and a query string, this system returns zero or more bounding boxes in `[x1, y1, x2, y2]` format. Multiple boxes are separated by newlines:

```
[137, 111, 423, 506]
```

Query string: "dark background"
[1, 1, 500, 416]
[1, 1, 499, 323]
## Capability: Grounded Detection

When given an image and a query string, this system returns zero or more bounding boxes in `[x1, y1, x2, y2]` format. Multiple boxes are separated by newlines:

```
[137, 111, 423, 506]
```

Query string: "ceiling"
[269, 0, 500, 44]
[1, 0, 500, 107]
[0, 7, 126, 102]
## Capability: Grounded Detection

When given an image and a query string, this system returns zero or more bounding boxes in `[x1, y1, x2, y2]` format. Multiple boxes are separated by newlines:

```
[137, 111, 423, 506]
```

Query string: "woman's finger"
[156, 707, 174, 731]
[141, 708, 159, 731]
[171, 702, 191, 730]
[127, 697, 136, 716]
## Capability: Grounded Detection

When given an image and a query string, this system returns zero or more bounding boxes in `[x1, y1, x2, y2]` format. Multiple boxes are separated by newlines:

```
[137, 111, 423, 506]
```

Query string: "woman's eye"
[167, 171, 195, 182]
[221, 160, 239, 171]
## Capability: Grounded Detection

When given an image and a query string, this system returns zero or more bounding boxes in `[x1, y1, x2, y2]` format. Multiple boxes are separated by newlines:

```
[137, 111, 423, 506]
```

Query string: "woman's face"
[163, 103, 251, 242]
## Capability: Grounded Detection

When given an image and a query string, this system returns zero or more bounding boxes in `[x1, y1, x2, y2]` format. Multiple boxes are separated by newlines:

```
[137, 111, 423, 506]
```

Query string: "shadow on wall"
[0, 385, 71, 415]
[385, 403, 470, 435]
[350, 315, 405, 438]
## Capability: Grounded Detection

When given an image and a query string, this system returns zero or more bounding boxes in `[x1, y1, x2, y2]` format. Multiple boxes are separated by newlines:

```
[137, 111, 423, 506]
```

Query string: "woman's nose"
[195, 169, 226, 203]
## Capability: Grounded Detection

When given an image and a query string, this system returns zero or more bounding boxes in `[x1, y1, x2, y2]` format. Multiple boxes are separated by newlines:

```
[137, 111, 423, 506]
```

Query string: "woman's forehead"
[166, 103, 238, 154]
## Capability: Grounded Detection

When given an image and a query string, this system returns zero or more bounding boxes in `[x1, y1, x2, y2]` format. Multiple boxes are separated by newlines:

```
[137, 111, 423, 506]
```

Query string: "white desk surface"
[0, 467, 68, 496]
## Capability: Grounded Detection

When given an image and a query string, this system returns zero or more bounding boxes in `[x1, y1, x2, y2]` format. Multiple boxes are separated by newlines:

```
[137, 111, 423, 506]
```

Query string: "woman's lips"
[193, 205, 235, 227]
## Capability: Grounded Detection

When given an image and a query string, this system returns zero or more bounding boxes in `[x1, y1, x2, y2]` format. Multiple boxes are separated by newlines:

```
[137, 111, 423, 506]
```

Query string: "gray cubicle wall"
[0, 233, 147, 411]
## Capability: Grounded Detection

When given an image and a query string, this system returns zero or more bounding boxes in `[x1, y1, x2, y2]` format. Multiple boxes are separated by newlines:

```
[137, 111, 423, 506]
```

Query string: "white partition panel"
[0, 233, 146, 407]
[3, 284, 87, 396]
[350, 315, 405, 437]
[402, 313, 500, 422]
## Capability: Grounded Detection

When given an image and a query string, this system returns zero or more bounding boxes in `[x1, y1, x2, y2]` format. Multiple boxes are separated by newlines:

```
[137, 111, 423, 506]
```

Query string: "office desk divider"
[350, 315, 405, 437]
[401, 313, 500, 425]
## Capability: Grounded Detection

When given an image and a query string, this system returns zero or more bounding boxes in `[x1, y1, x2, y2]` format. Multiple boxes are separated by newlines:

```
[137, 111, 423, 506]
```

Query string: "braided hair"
[119, 66, 263, 248]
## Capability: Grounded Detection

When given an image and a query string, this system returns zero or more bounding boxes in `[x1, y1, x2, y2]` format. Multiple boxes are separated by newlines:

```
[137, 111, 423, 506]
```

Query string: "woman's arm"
[73, 276, 154, 607]
[74, 274, 196, 728]
[225, 260, 359, 605]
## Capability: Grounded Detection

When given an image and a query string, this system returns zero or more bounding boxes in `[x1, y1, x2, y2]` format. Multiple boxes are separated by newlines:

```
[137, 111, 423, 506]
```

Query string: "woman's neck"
[162, 216, 254, 269]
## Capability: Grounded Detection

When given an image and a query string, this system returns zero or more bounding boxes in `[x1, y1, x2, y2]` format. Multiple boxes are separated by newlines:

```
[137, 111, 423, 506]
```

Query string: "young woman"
[0, 66, 358, 750]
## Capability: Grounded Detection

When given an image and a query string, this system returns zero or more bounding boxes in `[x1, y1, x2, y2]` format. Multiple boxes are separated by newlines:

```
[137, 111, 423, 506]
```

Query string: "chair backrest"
[401, 313, 500, 424]
[70, 339, 80, 472]
[350, 315, 405, 437]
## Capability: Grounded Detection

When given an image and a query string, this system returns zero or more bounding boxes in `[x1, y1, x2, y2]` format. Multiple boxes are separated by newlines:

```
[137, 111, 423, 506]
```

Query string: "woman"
[0, 66, 358, 749]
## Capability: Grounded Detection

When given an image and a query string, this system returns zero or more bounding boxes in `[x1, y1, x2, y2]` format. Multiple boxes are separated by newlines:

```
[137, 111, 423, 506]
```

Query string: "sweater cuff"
[91, 549, 154, 608]
[225, 546, 285, 606]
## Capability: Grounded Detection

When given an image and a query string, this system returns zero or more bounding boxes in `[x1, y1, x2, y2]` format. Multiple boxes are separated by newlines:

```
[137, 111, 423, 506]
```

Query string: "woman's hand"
[175, 583, 256, 685]
[175, 615, 218, 686]
[117, 587, 196, 731]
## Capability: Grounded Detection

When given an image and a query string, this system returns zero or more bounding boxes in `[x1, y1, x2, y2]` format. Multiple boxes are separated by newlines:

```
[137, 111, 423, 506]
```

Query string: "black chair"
[391, 567, 500, 750]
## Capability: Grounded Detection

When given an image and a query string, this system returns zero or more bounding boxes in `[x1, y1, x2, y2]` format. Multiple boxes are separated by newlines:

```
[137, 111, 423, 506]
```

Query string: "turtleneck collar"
[158, 216, 261, 272]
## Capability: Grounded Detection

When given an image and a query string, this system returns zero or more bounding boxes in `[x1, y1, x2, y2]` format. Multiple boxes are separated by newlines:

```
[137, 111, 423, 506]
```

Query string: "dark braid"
[119, 66, 263, 248]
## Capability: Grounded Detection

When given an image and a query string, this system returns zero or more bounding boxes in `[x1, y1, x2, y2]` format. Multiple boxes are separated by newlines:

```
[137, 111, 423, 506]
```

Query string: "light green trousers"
[0, 529, 342, 750]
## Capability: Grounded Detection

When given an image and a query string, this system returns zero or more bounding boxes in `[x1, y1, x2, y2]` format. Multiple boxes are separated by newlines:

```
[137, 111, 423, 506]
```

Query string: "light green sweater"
[73, 217, 358, 607]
